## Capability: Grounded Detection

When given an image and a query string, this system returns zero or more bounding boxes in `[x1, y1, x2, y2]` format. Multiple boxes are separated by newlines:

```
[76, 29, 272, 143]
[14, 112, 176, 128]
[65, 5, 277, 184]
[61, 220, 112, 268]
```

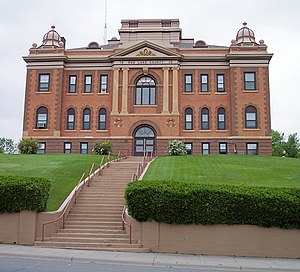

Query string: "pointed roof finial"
[243, 22, 247, 27]
[51, 25, 55, 29]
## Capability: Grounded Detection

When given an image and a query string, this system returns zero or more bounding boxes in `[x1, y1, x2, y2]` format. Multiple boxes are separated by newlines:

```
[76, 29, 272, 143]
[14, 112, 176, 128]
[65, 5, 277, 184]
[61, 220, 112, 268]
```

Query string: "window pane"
[84, 115, 90, 122]
[245, 73, 254, 81]
[40, 75, 49, 83]
[185, 123, 192, 130]
[218, 114, 225, 122]
[201, 75, 208, 84]
[136, 139, 143, 145]
[136, 88, 141, 104]
[185, 75, 192, 83]
[150, 87, 156, 104]
[68, 115, 74, 122]
[146, 139, 154, 145]
[85, 76, 92, 84]
[136, 146, 143, 152]
[245, 82, 255, 90]
[202, 114, 208, 122]
[70, 76, 76, 84]
[186, 114, 192, 122]
[142, 88, 150, 104]
[246, 112, 256, 120]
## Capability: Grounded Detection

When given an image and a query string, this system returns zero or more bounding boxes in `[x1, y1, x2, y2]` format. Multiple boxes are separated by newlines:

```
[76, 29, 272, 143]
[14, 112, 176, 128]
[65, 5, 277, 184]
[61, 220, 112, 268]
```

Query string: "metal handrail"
[122, 206, 132, 244]
[41, 152, 121, 242]
[41, 173, 85, 242]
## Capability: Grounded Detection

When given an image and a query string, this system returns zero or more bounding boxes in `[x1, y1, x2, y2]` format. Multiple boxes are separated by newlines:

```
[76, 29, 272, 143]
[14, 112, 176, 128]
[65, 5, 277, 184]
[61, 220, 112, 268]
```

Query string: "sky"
[0, 0, 299, 143]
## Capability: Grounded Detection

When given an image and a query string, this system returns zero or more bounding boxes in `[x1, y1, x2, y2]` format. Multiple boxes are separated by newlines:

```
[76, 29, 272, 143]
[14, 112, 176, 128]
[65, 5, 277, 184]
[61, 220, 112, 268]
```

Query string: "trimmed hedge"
[0, 176, 51, 213]
[125, 180, 300, 229]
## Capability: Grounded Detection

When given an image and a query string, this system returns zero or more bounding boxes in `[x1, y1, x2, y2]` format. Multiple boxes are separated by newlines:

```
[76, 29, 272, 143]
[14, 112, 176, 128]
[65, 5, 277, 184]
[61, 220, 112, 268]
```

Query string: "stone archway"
[133, 125, 156, 156]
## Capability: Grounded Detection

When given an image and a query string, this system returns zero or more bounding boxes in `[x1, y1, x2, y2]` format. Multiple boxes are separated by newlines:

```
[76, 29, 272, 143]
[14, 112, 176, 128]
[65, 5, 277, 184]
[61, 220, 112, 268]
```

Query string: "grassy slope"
[143, 155, 300, 188]
[0, 154, 114, 211]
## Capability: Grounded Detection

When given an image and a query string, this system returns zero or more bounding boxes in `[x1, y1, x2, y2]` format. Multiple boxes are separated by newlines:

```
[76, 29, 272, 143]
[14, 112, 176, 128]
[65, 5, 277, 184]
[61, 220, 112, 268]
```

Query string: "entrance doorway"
[134, 126, 156, 156]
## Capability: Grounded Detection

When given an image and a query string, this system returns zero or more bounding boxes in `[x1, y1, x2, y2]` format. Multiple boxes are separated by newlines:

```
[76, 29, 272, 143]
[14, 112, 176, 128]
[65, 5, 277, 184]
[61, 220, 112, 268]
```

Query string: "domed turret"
[235, 22, 258, 46]
[41, 26, 62, 47]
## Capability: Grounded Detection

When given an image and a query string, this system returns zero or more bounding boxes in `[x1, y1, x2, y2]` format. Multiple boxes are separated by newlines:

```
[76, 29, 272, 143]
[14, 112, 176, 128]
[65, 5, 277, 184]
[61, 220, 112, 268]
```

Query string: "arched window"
[217, 107, 226, 130]
[245, 106, 257, 128]
[67, 108, 75, 130]
[36, 107, 48, 129]
[135, 76, 156, 105]
[201, 108, 209, 130]
[82, 108, 91, 130]
[185, 108, 193, 130]
[98, 108, 107, 130]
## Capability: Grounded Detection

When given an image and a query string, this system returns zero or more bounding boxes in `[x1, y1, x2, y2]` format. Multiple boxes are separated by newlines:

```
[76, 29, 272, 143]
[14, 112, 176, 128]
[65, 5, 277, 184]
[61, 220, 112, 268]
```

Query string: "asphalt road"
[0, 256, 240, 272]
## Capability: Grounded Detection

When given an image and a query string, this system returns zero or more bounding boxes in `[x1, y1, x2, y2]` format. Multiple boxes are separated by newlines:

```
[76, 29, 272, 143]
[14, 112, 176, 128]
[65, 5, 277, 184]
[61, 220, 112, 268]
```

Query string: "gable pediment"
[110, 41, 182, 60]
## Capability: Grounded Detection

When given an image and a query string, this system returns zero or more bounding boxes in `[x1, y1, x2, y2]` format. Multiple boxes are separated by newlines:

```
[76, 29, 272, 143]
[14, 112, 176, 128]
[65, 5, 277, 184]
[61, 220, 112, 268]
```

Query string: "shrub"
[93, 140, 112, 155]
[168, 139, 187, 155]
[0, 176, 51, 212]
[125, 180, 300, 229]
[18, 138, 39, 154]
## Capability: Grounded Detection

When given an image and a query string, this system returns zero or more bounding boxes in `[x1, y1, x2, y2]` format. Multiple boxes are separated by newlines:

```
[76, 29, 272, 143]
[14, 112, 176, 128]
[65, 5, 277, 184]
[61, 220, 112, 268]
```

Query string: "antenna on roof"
[102, 0, 108, 44]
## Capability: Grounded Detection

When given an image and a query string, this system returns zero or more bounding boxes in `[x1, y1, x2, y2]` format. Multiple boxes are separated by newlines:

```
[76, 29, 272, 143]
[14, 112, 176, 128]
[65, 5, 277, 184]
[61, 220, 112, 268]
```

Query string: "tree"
[283, 133, 300, 158]
[271, 130, 285, 156]
[18, 138, 39, 154]
[0, 137, 17, 154]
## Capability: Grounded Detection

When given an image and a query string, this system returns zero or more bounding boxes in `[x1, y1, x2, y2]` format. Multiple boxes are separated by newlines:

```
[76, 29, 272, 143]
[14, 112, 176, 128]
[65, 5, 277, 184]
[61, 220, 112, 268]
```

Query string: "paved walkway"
[0, 244, 299, 271]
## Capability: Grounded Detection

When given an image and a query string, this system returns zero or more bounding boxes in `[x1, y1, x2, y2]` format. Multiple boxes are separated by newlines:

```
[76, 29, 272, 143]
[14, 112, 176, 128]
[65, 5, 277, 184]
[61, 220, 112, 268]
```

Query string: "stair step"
[53, 233, 128, 239]
[49, 237, 131, 243]
[35, 157, 148, 253]
[64, 224, 123, 230]
[67, 216, 121, 222]
[35, 241, 143, 249]
[59, 228, 126, 234]
[35, 244, 150, 252]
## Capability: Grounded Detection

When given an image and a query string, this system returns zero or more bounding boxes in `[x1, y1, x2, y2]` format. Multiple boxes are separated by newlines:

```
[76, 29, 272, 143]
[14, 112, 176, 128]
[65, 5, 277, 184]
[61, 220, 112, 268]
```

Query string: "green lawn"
[143, 155, 300, 188]
[0, 154, 115, 211]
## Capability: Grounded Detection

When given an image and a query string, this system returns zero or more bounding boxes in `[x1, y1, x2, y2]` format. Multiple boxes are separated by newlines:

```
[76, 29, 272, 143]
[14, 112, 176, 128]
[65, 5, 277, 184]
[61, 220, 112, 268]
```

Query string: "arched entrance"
[133, 125, 156, 156]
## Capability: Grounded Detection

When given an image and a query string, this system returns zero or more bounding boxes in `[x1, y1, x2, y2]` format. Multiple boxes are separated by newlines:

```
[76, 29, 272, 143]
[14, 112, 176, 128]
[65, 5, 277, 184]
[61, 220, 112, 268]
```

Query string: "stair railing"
[41, 172, 85, 242]
[41, 152, 114, 242]
[122, 206, 132, 244]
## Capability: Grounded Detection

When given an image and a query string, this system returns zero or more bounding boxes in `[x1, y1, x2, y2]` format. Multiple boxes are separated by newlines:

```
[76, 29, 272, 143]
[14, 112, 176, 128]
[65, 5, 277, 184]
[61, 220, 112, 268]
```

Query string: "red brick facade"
[23, 20, 272, 155]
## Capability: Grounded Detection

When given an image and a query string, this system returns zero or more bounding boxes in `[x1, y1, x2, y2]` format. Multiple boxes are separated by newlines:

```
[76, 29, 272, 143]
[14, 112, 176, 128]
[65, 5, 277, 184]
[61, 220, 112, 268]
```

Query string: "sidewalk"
[0, 244, 299, 271]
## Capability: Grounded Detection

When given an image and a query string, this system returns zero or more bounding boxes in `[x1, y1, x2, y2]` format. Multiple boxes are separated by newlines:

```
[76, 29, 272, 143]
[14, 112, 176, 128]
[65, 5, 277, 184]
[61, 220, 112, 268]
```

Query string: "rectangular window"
[246, 143, 258, 155]
[99, 75, 108, 93]
[185, 114, 193, 130]
[69, 75, 77, 93]
[200, 74, 209, 92]
[217, 74, 225, 92]
[218, 114, 225, 130]
[84, 75, 92, 93]
[38, 74, 50, 92]
[185, 143, 193, 155]
[244, 72, 256, 90]
[80, 142, 88, 154]
[37, 142, 46, 154]
[246, 112, 257, 128]
[219, 142, 227, 154]
[202, 143, 210, 155]
[64, 142, 72, 154]
[201, 113, 209, 130]
[184, 74, 192, 92]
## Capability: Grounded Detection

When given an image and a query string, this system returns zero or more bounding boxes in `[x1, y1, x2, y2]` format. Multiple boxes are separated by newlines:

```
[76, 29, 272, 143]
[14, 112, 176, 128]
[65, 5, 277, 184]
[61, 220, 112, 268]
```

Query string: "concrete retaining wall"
[126, 213, 300, 258]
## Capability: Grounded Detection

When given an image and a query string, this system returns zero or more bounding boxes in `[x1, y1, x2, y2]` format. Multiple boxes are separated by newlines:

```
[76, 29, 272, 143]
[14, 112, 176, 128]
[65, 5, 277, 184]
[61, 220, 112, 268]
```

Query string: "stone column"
[162, 67, 170, 114]
[172, 67, 179, 114]
[111, 68, 120, 115]
[121, 68, 129, 115]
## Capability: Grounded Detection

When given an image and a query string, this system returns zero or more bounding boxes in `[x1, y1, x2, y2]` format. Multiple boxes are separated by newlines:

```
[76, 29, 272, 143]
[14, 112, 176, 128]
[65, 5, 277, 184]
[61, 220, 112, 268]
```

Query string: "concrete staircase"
[35, 156, 149, 252]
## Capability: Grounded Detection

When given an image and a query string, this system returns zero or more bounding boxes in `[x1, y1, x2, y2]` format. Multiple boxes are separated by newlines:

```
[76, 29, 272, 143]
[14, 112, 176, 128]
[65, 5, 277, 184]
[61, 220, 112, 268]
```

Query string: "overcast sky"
[0, 0, 299, 143]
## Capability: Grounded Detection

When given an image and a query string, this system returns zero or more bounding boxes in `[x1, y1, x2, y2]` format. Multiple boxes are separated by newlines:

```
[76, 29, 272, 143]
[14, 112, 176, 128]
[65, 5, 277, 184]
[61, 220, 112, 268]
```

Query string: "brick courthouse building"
[23, 19, 272, 155]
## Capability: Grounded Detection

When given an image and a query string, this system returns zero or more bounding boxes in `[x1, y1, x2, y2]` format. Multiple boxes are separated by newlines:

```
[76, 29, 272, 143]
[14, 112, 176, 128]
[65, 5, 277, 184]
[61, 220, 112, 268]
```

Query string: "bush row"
[0, 176, 51, 213]
[125, 180, 300, 229]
